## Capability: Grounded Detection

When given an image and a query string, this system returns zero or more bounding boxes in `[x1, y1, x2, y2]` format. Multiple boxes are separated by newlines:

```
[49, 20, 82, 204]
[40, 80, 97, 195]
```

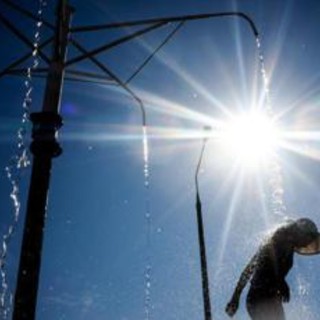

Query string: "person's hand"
[280, 281, 290, 303]
[225, 298, 239, 317]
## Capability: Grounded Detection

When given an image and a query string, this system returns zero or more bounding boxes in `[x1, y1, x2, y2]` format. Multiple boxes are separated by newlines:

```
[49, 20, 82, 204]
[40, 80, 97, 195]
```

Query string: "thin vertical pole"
[196, 192, 212, 320]
[195, 137, 212, 320]
[12, 2, 73, 319]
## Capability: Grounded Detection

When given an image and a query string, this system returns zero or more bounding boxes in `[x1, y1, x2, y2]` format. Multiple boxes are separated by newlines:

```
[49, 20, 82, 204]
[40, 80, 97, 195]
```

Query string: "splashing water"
[268, 160, 287, 219]
[143, 126, 149, 187]
[256, 37, 272, 116]
[296, 274, 310, 297]
[142, 125, 153, 319]
[144, 263, 152, 320]
[255, 36, 287, 222]
[0, 1, 47, 318]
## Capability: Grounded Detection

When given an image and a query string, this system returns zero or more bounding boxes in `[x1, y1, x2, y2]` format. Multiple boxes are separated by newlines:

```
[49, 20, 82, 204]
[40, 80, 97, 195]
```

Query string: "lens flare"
[218, 112, 281, 168]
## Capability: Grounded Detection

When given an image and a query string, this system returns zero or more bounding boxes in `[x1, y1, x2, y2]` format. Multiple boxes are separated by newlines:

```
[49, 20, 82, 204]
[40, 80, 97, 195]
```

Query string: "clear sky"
[1, 0, 320, 319]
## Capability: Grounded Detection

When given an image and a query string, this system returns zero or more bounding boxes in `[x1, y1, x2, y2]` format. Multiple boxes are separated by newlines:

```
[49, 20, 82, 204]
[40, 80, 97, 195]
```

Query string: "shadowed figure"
[225, 218, 320, 320]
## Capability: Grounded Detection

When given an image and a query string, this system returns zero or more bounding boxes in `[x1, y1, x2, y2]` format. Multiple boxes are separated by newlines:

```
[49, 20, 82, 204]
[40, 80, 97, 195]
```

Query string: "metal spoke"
[0, 37, 53, 78]
[66, 22, 166, 67]
[0, 12, 50, 63]
[0, 0, 54, 29]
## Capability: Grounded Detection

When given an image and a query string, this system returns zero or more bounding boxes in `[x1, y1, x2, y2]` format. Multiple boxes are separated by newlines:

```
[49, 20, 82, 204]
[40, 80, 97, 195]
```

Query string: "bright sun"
[218, 112, 280, 168]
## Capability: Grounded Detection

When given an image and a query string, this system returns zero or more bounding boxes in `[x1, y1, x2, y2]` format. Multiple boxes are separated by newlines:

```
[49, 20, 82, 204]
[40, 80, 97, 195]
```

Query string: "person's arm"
[225, 252, 259, 317]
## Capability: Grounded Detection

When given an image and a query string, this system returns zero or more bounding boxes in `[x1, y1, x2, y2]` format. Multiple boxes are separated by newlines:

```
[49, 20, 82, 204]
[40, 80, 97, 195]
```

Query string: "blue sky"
[1, 0, 320, 319]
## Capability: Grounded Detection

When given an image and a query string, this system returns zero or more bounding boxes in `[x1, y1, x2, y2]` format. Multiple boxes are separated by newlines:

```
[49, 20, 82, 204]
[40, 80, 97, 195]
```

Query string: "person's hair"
[271, 218, 318, 247]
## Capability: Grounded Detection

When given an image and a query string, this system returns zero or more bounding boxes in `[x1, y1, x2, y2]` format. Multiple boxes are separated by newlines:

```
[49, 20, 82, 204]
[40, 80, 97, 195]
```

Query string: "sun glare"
[218, 112, 280, 168]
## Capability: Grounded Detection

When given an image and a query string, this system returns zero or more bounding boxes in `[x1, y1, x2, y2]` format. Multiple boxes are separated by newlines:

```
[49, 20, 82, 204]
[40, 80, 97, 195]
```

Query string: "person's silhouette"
[225, 218, 320, 320]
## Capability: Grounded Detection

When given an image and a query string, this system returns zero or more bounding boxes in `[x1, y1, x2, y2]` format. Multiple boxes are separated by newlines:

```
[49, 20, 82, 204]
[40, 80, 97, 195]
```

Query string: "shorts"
[246, 286, 285, 320]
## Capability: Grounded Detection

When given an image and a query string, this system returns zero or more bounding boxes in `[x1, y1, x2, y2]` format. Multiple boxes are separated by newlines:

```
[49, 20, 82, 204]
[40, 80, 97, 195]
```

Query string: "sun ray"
[279, 154, 320, 192]
[276, 129, 320, 163]
[255, 169, 273, 227]
[135, 52, 233, 117]
[137, 89, 225, 127]
[265, 1, 294, 91]
[279, 140, 320, 163]
[233, 16, 249, 109]
[276, 85, 320, 120]
[214, 168, 246, 274]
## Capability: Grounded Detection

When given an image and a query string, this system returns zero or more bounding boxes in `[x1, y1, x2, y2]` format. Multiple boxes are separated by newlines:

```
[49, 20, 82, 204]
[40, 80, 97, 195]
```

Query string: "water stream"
[255, 36, 312, 315]
[255, 36, 288, 222]
[142, 125, 153, 319]
[0, 1, 47, 318]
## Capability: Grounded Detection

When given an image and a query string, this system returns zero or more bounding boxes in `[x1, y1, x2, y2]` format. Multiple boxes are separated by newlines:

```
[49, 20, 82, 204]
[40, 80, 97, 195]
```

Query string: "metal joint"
[30, 112, 63, 157]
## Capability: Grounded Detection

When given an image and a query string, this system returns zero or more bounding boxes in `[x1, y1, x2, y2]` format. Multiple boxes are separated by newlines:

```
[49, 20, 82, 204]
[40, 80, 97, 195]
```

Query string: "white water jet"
[255, 36, 288, 222]
[0, 1, 47, 317]
[142, 125, 153, 319]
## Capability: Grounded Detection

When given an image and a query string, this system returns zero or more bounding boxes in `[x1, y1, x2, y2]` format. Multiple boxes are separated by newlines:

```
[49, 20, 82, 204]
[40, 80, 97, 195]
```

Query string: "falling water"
[143, 126, 150, 187]
[256, 37, 272, 116]
[142, 125, 153, 319]
[255, 36, 287, 222]
[0, 1, 47, 318]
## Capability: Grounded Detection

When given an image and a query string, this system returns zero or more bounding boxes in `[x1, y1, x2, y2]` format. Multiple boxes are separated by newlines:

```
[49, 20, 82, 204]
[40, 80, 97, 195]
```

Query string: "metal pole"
[196, 193, 212, 320]
[195, 133, 212, 320]
[12, 1, 73, 319]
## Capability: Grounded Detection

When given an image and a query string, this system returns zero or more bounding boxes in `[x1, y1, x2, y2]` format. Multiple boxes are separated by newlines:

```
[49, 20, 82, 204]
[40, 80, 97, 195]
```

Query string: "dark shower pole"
[12, 1, 73, 319]
[195, 131, 211, 320]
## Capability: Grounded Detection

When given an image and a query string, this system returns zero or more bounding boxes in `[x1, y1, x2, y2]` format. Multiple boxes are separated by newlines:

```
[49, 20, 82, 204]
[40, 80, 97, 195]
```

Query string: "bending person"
[225, 218, 320, 320]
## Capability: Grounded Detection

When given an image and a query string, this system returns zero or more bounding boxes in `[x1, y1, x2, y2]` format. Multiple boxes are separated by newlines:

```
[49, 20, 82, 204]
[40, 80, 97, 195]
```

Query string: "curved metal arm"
[68, 12, 259, 131]
[71, 11, 259, 38]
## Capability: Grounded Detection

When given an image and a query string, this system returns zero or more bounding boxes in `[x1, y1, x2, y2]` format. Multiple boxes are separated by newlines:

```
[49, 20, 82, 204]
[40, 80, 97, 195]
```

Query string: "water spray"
[1, 1, 47, 318]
